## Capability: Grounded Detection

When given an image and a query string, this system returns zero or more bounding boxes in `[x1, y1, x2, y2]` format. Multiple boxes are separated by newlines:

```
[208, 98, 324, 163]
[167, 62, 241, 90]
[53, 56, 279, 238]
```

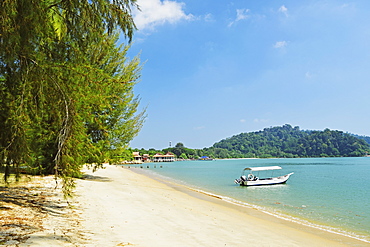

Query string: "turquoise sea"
[132, 157, 370, 243]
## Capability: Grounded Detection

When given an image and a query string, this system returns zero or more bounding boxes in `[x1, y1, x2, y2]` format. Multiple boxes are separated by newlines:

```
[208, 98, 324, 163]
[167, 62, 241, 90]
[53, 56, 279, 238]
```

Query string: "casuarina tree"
[0, 0, 145, 196]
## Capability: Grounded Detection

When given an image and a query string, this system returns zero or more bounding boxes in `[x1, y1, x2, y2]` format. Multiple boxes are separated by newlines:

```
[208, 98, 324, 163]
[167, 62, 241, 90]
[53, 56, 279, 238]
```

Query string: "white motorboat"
[234, 166, 294, 186]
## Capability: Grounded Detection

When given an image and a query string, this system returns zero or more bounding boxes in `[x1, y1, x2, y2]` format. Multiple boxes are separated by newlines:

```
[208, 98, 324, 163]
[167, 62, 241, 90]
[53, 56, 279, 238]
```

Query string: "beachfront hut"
[152, 152, 175, 162]
[132, 152, 142, 163]
[164, 152, 175, 162]
[142, 154, 150, 162]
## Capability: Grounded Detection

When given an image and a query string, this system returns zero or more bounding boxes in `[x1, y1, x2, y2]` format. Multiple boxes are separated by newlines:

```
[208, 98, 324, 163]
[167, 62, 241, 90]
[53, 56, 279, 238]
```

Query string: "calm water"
[132, 157, 370, 242]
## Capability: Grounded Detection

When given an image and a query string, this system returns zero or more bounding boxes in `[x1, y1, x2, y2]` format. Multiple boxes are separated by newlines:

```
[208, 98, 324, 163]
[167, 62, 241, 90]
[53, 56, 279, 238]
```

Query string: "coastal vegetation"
[0, 0, 144, 195]
[132, 125, 370, 160]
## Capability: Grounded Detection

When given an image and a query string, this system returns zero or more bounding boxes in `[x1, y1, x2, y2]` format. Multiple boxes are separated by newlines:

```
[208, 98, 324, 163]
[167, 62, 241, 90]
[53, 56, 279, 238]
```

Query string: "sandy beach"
[7, 165, 368, 246]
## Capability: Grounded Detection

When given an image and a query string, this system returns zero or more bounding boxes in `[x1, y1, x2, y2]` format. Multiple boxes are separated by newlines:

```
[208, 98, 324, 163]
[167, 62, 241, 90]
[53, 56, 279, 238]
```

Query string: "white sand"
[74, 165, 368, 246]
[23, 165, 369, 246]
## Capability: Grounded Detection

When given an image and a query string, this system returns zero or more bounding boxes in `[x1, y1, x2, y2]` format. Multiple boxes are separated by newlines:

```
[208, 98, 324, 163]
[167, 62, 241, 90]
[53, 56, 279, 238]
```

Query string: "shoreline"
[20, 164, 370, 246]
[77, 165, 369, 246]
[131, 166, 370, 245]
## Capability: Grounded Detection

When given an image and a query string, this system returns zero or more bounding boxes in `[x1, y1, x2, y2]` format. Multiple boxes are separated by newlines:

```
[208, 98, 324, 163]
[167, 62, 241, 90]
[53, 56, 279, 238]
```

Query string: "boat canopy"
[243, 166, 282, 172]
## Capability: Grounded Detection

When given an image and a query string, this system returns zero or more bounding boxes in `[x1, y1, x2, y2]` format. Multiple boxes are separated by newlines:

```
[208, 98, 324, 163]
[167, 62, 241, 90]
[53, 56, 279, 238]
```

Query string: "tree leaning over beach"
[0, 0, 145, 195]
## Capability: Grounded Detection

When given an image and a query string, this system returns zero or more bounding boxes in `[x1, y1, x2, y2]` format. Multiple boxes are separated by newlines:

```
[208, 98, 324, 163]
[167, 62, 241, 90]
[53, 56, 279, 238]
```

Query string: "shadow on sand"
[81, 174, 112, 182]
[0, 182, 71, 245]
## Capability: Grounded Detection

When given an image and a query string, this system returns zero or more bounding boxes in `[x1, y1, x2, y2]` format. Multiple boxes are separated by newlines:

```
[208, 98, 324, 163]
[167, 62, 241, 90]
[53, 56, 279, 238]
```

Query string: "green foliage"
[132, 125, 370, 160]
[175, 142, 185, 148]
[212, 125, 370, 158]
[352, 134, 370, 146]
[179, 153, 188, 160]
[0, 0, 144, 196]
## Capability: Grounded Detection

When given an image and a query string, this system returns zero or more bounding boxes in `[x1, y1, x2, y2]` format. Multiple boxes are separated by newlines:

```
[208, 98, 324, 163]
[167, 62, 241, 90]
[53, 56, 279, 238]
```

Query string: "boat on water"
[234, 166, 294, 186]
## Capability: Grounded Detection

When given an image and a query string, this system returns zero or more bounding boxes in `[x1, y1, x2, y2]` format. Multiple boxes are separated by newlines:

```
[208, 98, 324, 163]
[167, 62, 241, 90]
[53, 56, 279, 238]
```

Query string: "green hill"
[352, 134, 370, 146]
[132, 124, 370, 159]
[211, 124, 370, 158]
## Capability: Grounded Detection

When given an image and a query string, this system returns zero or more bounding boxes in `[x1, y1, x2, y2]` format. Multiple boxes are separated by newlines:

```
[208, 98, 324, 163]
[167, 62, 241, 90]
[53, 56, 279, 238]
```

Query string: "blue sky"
[125, 0, 370, 150]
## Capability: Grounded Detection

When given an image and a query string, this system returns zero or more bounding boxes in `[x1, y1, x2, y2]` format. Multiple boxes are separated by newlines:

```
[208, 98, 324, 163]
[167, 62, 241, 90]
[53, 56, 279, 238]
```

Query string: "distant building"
[199, 156, 213, 161]
[152, 152, 175, 162]
[132, 152, 142, 163]
[142, 154, 150, 162]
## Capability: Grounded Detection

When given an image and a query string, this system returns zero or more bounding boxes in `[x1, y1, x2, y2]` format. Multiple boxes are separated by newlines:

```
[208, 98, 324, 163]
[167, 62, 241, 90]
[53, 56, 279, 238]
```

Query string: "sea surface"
[129, 157, 370, 243]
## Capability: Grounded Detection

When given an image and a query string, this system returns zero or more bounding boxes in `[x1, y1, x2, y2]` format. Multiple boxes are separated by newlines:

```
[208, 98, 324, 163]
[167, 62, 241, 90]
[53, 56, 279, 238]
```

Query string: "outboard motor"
[235, 175, 248, 184]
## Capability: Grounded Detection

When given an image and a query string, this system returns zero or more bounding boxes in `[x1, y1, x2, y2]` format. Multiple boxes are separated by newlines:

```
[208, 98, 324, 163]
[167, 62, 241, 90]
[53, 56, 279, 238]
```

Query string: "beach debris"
[116, 242, 134, 246]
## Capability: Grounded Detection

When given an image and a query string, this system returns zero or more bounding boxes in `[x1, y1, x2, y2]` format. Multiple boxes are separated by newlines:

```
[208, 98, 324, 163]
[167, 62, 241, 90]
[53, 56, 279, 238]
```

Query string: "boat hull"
[237, 173, 294, 186]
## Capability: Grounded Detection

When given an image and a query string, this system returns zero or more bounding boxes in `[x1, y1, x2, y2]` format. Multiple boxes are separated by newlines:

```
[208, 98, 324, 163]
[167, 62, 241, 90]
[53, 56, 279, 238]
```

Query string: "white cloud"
[236, 8, 250, 21]
[273, 41, 288, 48]
[278, 5, 288, 16]
[228, 8, 250, 27]
[240, 119, 246, 123]
[204, 13, 214, 22]
[134, 0, 193, 31]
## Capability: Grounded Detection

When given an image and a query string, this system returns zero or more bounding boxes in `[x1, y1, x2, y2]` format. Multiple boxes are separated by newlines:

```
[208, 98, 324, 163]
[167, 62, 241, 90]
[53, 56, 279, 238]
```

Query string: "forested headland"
[132, 124, 370, 159]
